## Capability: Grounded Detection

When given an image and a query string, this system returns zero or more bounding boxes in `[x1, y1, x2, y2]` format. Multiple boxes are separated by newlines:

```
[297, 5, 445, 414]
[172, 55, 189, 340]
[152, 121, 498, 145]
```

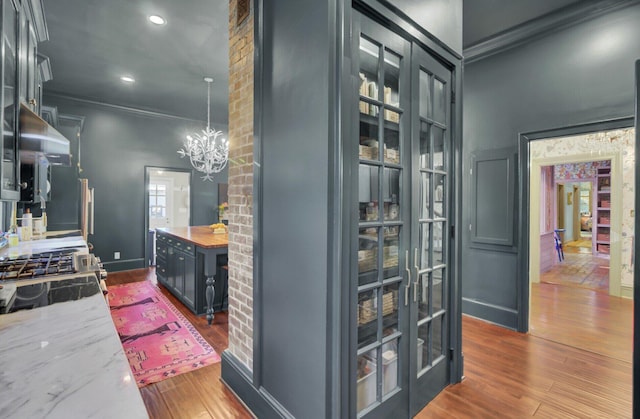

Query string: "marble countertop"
[0, 286, 148, 418]
[0, 235, 89, 260]
[156, 226, 228, 248]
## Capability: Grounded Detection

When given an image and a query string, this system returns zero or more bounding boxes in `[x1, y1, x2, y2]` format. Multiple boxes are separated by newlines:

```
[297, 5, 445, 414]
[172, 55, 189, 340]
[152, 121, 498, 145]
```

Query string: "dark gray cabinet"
[1, 0, 21, 200]
[155, 231, 219, 316]
[157, 233, 197, 311]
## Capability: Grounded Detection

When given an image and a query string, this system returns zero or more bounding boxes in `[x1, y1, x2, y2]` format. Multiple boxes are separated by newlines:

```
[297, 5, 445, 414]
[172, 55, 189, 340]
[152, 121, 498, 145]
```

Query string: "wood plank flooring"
[108, 269, 631, 418]
[107, 269, 252, 419]
[540, 250, 609, 293]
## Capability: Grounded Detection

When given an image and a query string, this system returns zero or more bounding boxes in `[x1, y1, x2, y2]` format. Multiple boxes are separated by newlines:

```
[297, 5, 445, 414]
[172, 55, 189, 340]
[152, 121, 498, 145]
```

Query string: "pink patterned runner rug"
[108, 281, 221, 387]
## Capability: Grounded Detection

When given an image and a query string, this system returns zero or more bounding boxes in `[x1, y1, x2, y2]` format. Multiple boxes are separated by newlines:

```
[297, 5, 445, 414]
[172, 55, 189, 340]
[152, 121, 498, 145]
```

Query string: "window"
[149, 183, 167, 218]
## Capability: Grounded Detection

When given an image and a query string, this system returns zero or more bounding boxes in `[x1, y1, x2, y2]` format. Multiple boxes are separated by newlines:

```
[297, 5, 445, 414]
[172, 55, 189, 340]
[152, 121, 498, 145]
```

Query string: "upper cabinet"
[20, 0, 47, 114]
[1, 0, 21, 200]
[0, 0, 49, 201]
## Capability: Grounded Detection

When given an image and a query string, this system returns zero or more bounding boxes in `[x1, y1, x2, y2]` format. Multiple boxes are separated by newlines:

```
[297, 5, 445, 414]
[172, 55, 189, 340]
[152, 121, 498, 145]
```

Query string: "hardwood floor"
[530, 282, 632, 363]
[109, 269, 632, 418]
[107, 269, 253, 419]
[540, 250, 609, 293]
[420, 316, 631, 418]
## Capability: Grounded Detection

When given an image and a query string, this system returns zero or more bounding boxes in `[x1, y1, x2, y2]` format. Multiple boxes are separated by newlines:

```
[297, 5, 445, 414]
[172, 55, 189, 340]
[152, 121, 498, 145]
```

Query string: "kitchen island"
[155, 226, 228, 324]
[0, 280, 148, 418]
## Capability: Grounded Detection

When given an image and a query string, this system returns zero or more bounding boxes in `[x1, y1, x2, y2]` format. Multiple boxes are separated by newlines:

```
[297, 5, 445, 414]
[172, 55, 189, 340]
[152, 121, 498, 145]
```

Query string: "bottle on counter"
[22, 208, 32, 228]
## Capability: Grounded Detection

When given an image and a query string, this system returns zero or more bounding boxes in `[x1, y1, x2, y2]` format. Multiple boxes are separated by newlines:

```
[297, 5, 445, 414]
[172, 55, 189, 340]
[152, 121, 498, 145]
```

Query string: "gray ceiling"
[462, 0, 582, 47]
[39, 1, 581, 123]
[39, 0, 229, 124]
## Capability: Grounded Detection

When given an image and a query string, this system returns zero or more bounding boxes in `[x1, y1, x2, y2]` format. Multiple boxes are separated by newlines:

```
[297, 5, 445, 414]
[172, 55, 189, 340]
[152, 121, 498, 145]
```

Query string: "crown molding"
[464, 0, 640, 64]
[43, 92, 211, 125]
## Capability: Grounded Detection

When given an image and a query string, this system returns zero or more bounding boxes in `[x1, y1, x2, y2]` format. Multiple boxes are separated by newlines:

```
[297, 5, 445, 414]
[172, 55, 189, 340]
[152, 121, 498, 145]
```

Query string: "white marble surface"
[0, 289, 148, 418]
[0, 235, 89, 260]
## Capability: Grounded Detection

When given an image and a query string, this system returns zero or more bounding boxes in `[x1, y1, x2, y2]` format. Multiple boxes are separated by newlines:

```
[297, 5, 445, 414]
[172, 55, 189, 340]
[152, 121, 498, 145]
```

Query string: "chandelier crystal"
[178, 77, 229, 181]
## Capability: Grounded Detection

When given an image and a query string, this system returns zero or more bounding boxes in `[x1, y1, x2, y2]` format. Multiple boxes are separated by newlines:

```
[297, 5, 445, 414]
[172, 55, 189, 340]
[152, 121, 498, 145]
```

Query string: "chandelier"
[178, 77, 229, 181]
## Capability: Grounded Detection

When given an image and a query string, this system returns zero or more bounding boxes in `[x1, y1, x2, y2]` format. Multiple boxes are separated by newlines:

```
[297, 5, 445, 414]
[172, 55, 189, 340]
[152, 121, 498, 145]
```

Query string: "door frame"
[144, 166, 193, 268]
[517, 116, 634, 332]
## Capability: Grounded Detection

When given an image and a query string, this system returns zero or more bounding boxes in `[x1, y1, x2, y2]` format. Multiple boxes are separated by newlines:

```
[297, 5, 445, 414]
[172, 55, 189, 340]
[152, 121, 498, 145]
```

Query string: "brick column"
[227, 0, 254, 371]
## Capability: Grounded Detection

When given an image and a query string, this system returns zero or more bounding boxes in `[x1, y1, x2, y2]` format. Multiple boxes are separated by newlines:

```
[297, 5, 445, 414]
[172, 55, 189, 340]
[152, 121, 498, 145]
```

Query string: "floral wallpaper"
[554, 161, 611, 181]
[531, 128, 635, 290]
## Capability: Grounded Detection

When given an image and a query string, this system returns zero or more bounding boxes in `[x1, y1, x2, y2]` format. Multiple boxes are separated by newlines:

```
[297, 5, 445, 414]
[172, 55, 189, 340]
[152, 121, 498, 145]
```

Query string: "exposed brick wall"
[227, 0, 254, 371]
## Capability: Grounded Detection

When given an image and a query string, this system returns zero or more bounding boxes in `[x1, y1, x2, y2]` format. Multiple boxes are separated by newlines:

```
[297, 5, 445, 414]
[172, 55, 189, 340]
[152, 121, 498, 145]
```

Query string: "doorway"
[144, 167, 192, 267]
[523, 125, 634, 362]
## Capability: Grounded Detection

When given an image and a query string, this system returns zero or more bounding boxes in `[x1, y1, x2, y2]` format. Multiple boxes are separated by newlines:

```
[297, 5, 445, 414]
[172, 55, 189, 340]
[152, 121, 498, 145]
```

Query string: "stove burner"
[0, 251, 77, 280]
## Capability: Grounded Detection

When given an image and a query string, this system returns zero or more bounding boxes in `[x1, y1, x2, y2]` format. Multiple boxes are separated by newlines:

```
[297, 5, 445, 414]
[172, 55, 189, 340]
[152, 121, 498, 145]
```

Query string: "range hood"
[19, 103, 71, 166]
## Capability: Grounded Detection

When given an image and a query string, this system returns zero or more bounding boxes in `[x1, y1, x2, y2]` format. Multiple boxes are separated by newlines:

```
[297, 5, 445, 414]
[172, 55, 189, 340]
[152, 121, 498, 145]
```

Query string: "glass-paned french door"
[353, 12, 411, 419]
[351, 10, 455, 419]
[410, 46, 453, 414]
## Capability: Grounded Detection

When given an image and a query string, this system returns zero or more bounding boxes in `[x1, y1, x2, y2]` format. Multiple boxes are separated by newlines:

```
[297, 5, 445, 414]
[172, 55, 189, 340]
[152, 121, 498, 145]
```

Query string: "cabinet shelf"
[358, 266, 400, 286]
[360, 112, 400, 132]
[358, 312, 399, 348]
[595, 165, 611, 256]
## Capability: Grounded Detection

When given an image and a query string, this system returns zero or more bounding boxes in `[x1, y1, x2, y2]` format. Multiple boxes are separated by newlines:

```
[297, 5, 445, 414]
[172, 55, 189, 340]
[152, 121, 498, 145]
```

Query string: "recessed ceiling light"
[148, 15, 166, 25]
[120, 76, 135, 83]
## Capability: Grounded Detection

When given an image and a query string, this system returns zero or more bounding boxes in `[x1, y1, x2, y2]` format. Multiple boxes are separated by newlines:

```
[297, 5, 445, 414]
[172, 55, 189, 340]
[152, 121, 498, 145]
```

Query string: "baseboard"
[621, 285, 633, 299]
[102, 258, 145, 272]
[462, 298, 518, 330]
[221, 351, 294, 419]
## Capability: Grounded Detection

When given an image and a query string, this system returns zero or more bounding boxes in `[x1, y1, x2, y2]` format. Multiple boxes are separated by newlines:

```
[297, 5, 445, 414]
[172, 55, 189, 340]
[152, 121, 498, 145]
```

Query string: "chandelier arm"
[178, 77, 228, 181]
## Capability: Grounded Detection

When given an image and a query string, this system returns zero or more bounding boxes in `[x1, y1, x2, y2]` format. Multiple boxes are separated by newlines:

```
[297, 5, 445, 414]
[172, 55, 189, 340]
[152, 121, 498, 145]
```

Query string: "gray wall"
[43, 94, 228, 271]
[257, 0, 331, 416]
[462, 4, 640, 328]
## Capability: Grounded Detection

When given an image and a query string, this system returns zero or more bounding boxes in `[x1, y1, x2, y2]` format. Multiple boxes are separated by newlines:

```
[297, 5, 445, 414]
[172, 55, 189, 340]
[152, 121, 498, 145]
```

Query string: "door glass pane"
[432, 316, 443, 362]
[358, 227, 378, 285]
[419, 223, 430, 269]
[383, 49, 400, 106]
[358, 288, 378, 348]
[433, 222, 445, 266]
[418, 273, 430, 320]
[433, 269, 444, 313]
[382, 338, 398, 396]
[420, 172, 431, 219]
[433, 78, 446, 124]
[419, 122, 430, 169]
[382, 282, 399, 335]
[359, 165, 379, 222]
[359, 37, 380, 101]
[383, 168, 400, 221]
[417, 323, 429, 372]
[433, 173, 445, 219]
[3, 0, 17, 191]
[432, 126, 445, 170]
[383, 125, 400, 164]
[383, 227, 399, 278]
[419, 70, 430, 119]
[357, 349, 378, 412]
[360, 106, 380, 161]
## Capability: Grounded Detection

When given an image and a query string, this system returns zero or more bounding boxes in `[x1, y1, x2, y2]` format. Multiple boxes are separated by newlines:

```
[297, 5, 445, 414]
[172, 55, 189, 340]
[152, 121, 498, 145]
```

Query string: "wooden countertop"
[156, 226, 228, 249]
